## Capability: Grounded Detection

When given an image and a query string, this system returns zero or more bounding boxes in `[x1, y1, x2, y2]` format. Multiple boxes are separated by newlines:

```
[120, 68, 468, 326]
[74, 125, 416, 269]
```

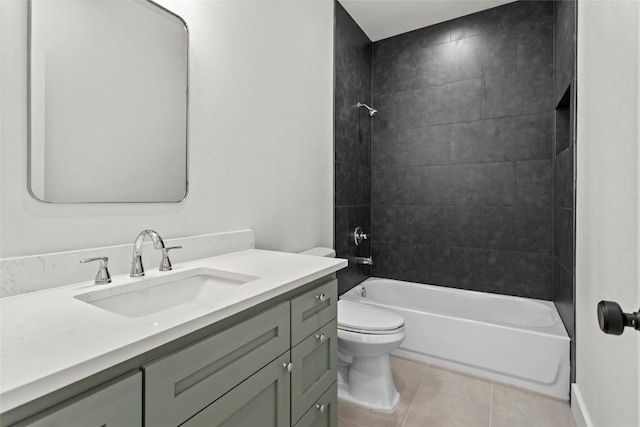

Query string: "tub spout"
[355, 256, 373, 265]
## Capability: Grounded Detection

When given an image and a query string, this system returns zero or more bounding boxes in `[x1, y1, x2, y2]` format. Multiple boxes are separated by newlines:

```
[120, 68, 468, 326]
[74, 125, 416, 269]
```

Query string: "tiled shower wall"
[553, 0, 577, 378]
[334, 2, 372, 295]
[370, 1, 556, 299]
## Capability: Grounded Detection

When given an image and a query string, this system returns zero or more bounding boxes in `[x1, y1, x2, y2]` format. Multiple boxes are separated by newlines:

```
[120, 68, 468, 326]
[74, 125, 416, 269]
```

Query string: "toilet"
[299, 248, 406, 413]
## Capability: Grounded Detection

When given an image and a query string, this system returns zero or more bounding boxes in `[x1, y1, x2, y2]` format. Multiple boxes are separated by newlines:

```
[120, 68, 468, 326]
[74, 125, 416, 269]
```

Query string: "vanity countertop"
[0, 249, 347, 413]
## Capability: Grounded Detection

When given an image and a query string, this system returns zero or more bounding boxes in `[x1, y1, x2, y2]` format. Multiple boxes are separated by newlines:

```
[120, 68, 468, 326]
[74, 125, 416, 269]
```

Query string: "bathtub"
[341, 278, 570, 399]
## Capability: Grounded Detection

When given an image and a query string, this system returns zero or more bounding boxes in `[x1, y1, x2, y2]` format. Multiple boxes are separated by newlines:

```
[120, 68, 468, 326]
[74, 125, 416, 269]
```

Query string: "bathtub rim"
[342, 277, 570, 339]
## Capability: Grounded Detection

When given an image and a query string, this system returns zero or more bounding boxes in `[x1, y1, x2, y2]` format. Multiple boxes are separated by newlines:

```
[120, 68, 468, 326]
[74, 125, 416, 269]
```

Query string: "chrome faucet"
[130, 229, 166, 277]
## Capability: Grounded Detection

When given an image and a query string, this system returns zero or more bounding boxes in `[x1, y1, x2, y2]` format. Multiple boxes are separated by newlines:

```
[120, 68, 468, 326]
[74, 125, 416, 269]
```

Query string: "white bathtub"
[341, 277, 570, 399]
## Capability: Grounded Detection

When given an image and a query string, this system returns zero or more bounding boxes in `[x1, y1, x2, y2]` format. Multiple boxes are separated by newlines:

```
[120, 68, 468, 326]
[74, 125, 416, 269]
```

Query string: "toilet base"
[338, 382, 400, 413]
[337, 354, 400, 413]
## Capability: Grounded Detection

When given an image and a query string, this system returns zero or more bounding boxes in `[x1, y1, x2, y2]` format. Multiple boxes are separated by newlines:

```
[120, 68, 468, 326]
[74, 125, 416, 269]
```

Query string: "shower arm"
[356, 102, 377, 116]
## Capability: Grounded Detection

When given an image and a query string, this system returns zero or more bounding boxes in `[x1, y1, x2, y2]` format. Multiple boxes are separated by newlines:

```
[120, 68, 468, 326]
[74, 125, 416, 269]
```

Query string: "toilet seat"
[338, 300, 404, 335]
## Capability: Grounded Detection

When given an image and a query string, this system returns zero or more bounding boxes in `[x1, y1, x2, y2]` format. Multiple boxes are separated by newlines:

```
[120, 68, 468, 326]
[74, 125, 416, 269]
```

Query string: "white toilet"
[299, 247, 406, 413]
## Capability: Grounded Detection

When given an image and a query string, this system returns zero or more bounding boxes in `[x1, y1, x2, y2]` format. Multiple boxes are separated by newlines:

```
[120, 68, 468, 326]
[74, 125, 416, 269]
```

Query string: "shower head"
[357, 102, 377, 117]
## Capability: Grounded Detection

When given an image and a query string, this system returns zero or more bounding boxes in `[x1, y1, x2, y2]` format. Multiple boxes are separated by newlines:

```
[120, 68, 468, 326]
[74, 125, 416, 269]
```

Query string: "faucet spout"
[130, 229, 165, 277]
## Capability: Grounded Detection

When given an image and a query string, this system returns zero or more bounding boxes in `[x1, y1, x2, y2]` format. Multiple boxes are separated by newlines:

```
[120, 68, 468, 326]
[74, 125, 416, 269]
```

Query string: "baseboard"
[571, 384, 593, 427]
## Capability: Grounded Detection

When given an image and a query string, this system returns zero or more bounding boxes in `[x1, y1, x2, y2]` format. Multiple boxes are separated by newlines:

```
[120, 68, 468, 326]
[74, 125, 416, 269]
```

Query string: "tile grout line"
[400, 363, 432, 427]
[338, 416, 365, 427]
[489, 381, 494, 427]
[418, 384, 493, 407]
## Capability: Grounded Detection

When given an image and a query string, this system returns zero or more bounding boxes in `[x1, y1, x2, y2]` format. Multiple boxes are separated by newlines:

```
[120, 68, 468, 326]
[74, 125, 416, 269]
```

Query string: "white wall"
[0, 0, 334, 258]
[575, 1, 639, 426]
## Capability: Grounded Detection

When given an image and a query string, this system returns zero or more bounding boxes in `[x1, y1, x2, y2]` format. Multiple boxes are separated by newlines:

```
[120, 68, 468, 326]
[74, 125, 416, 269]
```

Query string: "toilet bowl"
[337, 300, 405, 412]
[298, 247, 406, 413]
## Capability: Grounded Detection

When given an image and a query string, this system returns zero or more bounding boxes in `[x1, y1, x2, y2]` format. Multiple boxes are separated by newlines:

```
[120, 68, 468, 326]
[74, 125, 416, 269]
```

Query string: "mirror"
[28, 0, 188, 203]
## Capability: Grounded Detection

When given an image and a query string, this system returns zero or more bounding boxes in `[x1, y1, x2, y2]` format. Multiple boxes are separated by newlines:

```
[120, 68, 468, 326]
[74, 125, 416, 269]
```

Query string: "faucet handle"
[160, 246, 182, 272]
[80, 257, 112, 285]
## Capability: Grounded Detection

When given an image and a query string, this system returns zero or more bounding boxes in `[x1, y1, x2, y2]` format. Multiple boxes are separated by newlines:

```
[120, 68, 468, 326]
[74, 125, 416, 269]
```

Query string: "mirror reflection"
[29, 0, 188, 203]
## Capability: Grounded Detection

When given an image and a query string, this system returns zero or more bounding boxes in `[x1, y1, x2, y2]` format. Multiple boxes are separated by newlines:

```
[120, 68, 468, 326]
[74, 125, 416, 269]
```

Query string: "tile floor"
[338, 356, 576, 427]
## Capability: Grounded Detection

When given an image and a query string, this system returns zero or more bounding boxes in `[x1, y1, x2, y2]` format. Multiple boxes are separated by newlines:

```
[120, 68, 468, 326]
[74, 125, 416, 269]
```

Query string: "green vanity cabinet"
[13, 371, 142, 427]
[291, 319, 338, 423]
[291, 280, 337, 345]
[294, 383, 338, 427]
[143, 301, 291, 427]
[6, 276, 338, 427]
[180, 352, 291, 427]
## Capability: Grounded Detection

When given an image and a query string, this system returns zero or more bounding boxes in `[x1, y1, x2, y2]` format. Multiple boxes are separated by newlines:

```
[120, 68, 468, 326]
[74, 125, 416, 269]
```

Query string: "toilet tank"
[299, 247, 336, 258]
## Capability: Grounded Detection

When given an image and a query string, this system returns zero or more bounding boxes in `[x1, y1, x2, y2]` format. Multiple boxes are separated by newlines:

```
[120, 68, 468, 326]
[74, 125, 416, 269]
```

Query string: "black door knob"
[597, 301, 640, 335]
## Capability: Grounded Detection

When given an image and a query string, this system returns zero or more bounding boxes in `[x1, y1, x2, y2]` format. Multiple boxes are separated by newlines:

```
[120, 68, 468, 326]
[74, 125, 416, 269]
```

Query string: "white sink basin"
[74, 268, 259, 318]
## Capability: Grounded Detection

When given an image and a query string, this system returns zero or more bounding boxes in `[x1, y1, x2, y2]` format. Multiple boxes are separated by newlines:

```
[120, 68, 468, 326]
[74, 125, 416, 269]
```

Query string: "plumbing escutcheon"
[353, 226, 369, 246]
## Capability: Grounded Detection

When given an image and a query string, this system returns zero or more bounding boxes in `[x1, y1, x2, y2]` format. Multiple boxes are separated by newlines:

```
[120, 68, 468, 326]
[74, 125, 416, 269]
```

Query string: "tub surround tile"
[552, 0, 576, 383]
[481, 67, 553, 119]
[421, 163, 516, 206]
[372, 124, 450, 169]
[517, 16, 553, 70]
[372, 167, 422, 205]
[480, 206, 552, 253]
[449, 114, 552, 164]
[516, 160, 553, 206]
[553, 0, 576, 104]
[334, 3, 372, 295]
[554, 145, 574, 209]
[372, 242, 450, 286]
[554, 258, 575, 339]
[336, 246, 370, 296]
[450, 248, 552, 299]
[553, 207, 574, 272]
[395, 79, 482, 129]
[369, 0, 554, 301]
[336, 116, 369, 168]
[335, 207, 350, 253]
[393, 205, 482, 248]
[0, 230, 255, 297]
[371, 205, 395, 243]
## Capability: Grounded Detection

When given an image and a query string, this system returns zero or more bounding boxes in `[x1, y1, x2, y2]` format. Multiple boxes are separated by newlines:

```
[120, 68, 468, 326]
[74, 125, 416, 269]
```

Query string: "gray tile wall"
[334, 2, 372, 295]
[553, 0, 577, 381]
[370, 1, 555, 299]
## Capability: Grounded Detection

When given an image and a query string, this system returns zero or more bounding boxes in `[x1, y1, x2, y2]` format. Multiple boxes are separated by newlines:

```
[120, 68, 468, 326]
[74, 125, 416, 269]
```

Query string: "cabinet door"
[291, 319, 337, 423]
[144, 301, 290, 427]
[294, 383, 337, 427]
[13, 371, 141, 427]
[291, 280, 337, 345]
[180, 352, 291, 427]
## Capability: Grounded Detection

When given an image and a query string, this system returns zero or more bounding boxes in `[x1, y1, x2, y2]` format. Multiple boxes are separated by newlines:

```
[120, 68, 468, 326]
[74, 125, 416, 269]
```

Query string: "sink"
[74, 268, 259, 318]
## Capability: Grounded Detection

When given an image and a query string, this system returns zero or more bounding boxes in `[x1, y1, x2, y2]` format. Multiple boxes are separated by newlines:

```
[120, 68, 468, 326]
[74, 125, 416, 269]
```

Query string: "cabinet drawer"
[294, 382, 337, 427]
[144, 301, 290, 427]
[14, 371, 142, 427]
[291, 319, 338, 423]
[180, 352, 291, 427]
[291, 280, 337, 345]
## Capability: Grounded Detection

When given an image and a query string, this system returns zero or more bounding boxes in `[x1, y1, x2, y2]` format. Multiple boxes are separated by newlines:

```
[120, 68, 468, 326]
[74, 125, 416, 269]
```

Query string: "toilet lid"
[338, 300, 404, 333]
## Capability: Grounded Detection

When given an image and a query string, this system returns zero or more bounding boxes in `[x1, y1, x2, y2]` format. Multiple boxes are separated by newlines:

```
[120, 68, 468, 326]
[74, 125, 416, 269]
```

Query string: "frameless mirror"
[28, 0, 188, 203]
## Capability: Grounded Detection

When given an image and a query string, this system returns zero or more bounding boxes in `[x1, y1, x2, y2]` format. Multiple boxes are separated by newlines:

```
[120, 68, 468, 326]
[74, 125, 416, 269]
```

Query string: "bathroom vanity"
[0, 250, 346, 427]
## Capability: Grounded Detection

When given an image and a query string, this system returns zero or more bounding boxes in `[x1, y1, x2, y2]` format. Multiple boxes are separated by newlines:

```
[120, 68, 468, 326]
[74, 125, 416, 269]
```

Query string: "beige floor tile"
[338, 416, 363, 427]
[491, 383, 575, 427]
[422, 366, 493, 405]
[404, 387, 491, 427]
[337, 356, 429, 427]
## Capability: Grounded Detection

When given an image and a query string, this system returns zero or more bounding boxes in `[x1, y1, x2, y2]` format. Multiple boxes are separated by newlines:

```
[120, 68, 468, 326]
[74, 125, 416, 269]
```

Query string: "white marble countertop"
[0, 249, 346, 413]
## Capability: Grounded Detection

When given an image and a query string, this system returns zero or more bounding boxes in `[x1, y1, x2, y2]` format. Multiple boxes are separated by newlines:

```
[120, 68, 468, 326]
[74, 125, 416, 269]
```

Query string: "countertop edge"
[0, 251, 347, 413]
